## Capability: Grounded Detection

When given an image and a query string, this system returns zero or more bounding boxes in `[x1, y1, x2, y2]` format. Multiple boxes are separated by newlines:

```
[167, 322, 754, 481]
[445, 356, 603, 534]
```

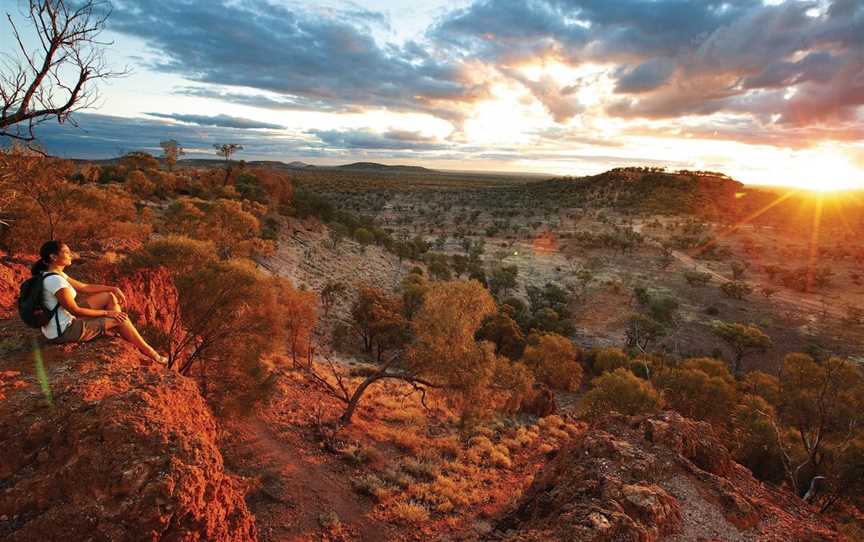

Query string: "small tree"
[625, 314, 666, 353]
[477, 308, 526, 360]
[320, 281, 347, 316]
[304, 280, 524, 427]
[775, 354, 864, 501]
[488, 265, 518, 297]
[400, 271, 429, 320]
[159, 140, 184, 172]
[213, 143, 243, 184]
[721, 280, 753, 300]
[732, 395, 786, 483]
[521, 332, 583, 391]
[350, 286, 406, 360]
[711, 321, 772, 377]
[581, 368, 661, 418]
[654, 364, 736, 425]
[593, 347, 629, 374]
[283, 285, 317, 364]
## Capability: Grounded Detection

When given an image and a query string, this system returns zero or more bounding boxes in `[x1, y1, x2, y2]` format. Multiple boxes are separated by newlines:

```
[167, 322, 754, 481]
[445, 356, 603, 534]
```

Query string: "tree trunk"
[339, 374, 382, 426]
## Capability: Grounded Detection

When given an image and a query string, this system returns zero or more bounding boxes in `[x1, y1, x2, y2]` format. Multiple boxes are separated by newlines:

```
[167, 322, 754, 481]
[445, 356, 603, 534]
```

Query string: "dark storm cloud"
[309, 129, 448, 151]
[108, 0, 485, 122]
[145, 112, 284, 130]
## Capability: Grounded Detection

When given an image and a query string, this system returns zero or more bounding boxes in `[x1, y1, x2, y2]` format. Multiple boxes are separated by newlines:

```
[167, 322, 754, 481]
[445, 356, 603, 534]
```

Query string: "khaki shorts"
[49, 297, 115, 344]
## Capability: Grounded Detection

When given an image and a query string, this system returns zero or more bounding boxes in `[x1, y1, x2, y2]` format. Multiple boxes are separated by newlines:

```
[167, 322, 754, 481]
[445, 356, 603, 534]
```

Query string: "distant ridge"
[335, 162, 431, 172]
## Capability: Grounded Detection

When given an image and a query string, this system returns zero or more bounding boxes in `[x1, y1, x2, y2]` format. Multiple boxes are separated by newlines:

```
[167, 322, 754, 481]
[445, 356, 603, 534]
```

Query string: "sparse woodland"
[1, 146, 863, 538]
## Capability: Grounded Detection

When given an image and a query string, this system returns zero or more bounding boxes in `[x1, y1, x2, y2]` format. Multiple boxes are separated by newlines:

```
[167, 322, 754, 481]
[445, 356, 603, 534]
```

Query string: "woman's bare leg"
[81, 292, 119, 311]
[104, 318, 160, 360]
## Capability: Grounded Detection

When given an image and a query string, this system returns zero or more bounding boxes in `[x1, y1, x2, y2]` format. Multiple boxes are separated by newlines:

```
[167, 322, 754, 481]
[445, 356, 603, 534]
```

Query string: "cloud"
[309, 129, 447, 150]
[108, 0, 486, 124]
[614, 58, 676, 94]
[432, 0, 864, 136]
[5, 113, 312, 159]
[145, 112, 284, 130]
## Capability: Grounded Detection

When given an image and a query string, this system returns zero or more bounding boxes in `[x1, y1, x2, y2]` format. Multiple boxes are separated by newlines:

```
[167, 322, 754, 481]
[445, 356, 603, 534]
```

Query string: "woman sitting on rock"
[32, 240, 167, 365]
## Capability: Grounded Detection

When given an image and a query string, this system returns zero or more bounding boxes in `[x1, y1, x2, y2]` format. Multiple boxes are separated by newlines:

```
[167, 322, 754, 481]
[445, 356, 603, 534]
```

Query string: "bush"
[721, 280, 752, 300]
[739, 371, 780, 406]
[731, 395, 785, 483]
[581, 368, 662, 418]
[679, 357, 734, 385]
[521, 332, 583, 392]
[593, 347, 629, 374]
[654, 366, 736, 424]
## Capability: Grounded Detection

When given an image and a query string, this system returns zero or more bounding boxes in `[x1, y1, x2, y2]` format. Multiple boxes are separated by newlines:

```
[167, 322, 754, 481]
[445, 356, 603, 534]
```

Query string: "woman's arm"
[55, 288, 127, 321]
[66, 276, 127, 303]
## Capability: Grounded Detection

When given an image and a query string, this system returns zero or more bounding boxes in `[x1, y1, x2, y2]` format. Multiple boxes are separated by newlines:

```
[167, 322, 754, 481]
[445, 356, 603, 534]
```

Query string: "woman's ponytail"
[31, 240, 64, 276]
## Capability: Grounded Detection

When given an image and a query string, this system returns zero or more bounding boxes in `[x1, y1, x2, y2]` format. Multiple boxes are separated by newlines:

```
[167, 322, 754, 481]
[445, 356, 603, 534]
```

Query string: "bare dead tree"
[1, 0, 125, 142]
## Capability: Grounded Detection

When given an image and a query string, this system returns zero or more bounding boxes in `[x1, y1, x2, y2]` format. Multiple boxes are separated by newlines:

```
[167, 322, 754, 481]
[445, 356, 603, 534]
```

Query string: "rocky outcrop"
[494, 412, 843, 542]
[0, 263, 258, 541]
[0, 255, 29, 318]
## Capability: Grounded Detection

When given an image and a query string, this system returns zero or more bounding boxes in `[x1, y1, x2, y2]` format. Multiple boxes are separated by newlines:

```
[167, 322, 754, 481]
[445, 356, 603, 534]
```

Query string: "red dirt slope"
[0, 261, 257, 541]
[494, 412, 843, 542]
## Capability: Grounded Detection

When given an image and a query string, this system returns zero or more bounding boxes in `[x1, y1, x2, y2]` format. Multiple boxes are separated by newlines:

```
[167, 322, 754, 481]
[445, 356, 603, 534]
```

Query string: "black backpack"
[18, 272, 62, 333]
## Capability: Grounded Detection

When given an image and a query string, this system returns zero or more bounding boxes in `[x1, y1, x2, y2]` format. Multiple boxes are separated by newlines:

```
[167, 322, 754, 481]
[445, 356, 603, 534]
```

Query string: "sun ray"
[691, 189, 799, 259]
[805, 193, 824, 293]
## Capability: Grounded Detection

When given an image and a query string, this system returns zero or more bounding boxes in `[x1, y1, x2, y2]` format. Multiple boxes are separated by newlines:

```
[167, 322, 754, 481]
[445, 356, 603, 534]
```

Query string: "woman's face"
[50, 244, 74, 267]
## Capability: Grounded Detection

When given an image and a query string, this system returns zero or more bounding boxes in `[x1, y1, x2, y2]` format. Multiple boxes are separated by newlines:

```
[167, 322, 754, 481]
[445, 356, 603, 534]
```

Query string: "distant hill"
[335, 162, 432, 173]
[286, 161, 314, 169]
[517, 169, 745, 217]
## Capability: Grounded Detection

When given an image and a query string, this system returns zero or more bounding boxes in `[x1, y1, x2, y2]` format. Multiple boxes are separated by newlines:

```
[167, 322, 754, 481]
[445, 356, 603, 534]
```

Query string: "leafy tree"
[721, 280, 753, 300]
[350, 286, 407, 361]
[283, 285, 317, 364]
[593, 347, 629, 374]
[732, 395, 786, 483]
[654, 365, 736, 425]
[488, 265, 518, 297]
[134, 238, 287, 394]
[476, 308, 526, 361]
[521, 332, 583, 391]
[213, 143, 243, 184]
[680, 357, 734, 385]
[159, 140, 184, 172]
[119, 151, 159, 172]
[320, 281, 348, 316]
[400, 271, 429, 320]
[775, 354, 864, 499]
[451, 254, 470, 277]
[684, 270, 711, 287]
[125, 169, 156, 198]
[426, 253, 452, 280]
[626, 314, 666, 353]
[354, 227, 374, 248]
[162, 198, 265, 258]
[310, 280, 529, 427]
[711, 321, 772, 377]
[739, 371, 780, 406]
[581, 368, 662, 418]
[406, 280, 504, 416]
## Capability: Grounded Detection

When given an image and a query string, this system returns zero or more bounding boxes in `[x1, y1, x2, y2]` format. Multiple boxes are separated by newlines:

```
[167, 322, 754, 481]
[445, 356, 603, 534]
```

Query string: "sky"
[2, 0, 863, 190]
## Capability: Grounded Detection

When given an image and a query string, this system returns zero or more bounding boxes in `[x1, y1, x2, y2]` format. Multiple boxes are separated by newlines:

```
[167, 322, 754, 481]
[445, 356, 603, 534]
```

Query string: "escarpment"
[0, 260, 258, 541]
